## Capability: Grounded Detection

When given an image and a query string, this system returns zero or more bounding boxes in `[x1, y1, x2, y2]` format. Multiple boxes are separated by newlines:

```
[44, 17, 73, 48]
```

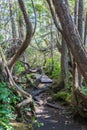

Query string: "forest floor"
[34, 91, 87, 130]
[12, 90, 87, 130]
[11, 74, 87, 130]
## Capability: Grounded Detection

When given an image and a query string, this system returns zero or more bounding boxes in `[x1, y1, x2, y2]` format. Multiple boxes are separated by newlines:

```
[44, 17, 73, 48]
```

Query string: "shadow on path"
[34, 104, 87, 130]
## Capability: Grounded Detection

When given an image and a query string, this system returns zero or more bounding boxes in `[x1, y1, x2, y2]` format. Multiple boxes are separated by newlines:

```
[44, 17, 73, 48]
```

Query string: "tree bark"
[74, 0, 79, 28]
[52, 0, 87, 84]
[18, 14, 24, 42]
[78, 0, 83, 39]
[9, 0, 17, 44]
[84, 12, 87, 45]
[77, 0, 84, 87]
[61, 37, 68, 87]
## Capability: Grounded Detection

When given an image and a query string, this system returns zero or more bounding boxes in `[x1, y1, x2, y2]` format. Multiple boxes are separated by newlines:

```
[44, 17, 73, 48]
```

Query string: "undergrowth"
[0, 82, 21, 130]
[53, 91, 72, 105]
[45, 56, 61, 79]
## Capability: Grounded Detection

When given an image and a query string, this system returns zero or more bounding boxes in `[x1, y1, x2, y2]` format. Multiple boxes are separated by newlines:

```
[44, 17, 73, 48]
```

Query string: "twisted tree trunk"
[52, 0, 87, 85]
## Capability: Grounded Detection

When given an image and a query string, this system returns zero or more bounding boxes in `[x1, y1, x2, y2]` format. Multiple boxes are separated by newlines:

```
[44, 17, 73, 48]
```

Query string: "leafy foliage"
[82, 86, 87, 95]
[45, 55, 61, 79]
[14, 61, 25, 75]
[0, 82, 21, 129]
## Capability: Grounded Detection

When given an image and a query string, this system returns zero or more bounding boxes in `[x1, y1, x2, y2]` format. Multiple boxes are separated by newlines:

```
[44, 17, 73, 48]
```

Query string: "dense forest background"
[0, 0, 87, 129]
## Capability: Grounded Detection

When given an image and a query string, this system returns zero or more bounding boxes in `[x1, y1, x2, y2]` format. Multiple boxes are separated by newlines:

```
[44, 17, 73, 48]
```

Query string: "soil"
[34, 92, 87, 130]
[12, 89, 87, 130]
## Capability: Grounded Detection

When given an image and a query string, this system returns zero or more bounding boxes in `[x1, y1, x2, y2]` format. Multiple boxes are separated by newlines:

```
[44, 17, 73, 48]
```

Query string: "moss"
[53, 91, 71, 104]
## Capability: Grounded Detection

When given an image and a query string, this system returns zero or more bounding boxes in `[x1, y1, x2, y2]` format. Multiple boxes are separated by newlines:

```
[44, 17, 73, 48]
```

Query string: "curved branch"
[8, 0, 33, 69]
[20, 60, 30, 69]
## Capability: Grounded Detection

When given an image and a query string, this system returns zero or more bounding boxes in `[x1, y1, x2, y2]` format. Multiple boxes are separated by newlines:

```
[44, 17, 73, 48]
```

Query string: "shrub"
[0, 82, 21, 129]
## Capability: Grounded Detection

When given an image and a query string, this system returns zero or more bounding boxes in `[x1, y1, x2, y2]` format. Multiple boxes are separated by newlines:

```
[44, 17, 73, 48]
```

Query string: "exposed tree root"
[0, 46, 32, 105]
[17, 98, 32, 108]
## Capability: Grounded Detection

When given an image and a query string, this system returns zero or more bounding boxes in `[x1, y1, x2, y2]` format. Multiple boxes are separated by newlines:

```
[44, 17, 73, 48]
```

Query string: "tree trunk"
[84, 12, 87, 45]
[50, 20, 54, 73]
[78, 0, 83, 39]
[74, 0, 79, 28]
[18, 14, 24, 42]
[52, 0, 87, 85]
[9, 0, 17, 44]
[71, 0, 79, 105]
[18, 14, 27, 67]
[61, 37, 68, 87]
[77, 0, 84, 87]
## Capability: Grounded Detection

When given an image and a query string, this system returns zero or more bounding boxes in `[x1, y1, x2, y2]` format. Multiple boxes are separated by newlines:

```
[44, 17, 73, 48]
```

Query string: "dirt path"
[33, 91, 87, 130]
[12, 102, 87, 130]
[12, 87, 87, 130]
[12, 94, 87, 130]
